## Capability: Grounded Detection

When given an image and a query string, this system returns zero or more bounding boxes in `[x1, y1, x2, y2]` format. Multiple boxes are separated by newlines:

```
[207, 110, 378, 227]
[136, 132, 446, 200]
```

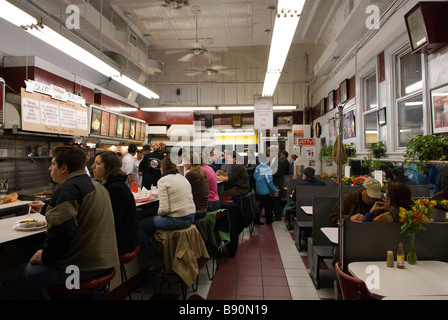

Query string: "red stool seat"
[119, 245, 141, 264]
[47, 268, 116, 296]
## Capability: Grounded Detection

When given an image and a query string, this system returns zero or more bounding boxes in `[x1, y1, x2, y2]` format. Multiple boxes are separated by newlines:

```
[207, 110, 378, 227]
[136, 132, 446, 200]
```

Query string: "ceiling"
[2, 0, 397, 108]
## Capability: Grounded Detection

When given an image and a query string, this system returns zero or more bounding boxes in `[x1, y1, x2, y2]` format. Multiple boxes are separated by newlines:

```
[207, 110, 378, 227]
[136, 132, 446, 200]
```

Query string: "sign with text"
[254, 95, 273, 130]
[21, 88, 89, 136]
[297, 139, 315, 146]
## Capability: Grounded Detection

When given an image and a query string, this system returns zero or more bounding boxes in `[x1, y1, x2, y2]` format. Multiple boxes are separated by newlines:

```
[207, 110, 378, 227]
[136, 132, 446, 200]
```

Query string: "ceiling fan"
[160, 0, 188, 9]
[165, 6, 227, 62]
[183, 65, 236, 77]
[183, 49, 237, 77]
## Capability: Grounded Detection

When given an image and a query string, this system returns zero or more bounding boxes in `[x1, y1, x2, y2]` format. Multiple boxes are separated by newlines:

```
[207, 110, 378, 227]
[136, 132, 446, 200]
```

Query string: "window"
[362, 71, 378, 148]
[395, 51, 424, 148]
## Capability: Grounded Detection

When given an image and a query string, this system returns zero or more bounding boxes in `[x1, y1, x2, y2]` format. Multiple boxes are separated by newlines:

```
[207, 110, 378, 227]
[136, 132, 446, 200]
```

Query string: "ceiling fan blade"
[178, 53, 195, 62]
[208, 47, 228, 52]
[219, 70, 236, 76]
[165, 49, 187, 55]
[185, 72, 203, 77]
[209, 65, 228, 70]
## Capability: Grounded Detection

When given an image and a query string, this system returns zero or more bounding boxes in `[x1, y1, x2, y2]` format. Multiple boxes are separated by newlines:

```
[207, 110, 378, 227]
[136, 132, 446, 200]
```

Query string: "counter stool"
[47, 268, 116, 300]
[193, 215, 219, 280]
[118, 245, 144, 300]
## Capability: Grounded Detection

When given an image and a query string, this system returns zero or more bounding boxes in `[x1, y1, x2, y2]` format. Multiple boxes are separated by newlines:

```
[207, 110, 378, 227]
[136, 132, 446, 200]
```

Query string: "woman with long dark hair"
[92, 151, 139, 254]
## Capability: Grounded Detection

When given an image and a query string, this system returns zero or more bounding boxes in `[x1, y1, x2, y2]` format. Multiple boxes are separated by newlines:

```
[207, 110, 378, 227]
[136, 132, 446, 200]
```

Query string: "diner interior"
[1, 0, 448, 302]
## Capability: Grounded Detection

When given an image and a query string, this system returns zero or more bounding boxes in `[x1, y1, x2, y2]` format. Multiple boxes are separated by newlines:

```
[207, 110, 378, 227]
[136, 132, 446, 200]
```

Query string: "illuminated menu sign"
[21, 87, 89, 136]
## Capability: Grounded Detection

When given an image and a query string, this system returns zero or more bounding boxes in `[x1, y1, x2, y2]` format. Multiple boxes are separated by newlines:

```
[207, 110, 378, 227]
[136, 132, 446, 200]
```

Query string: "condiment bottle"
[397, 242, 405, 269]
[131, 181, 137, 193]
[387, 251, 394, 267]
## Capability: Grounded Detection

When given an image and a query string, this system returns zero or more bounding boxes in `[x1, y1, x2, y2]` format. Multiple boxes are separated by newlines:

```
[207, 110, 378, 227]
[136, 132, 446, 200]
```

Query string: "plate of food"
[14, 219, 47, 231]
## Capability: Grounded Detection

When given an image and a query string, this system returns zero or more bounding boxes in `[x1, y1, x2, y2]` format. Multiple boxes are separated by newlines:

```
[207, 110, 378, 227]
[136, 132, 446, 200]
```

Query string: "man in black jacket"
[291, 167, 326, 202]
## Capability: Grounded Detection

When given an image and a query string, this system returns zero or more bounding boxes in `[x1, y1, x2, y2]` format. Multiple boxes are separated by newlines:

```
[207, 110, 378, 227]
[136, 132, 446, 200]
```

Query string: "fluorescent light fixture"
[0, 0, 159, 100]
[218, 106, 296, 111]
[404, 101, 423, 107]
[405, 81, 423, 95]
[218, 106, 254, 111]
[262, 0, 305, 97]
[273, 106, 297, 110]
[141, 106, 217, 112]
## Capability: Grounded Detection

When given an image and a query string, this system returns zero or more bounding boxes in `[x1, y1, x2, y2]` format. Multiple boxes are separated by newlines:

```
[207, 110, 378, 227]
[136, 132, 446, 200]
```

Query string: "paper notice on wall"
[345, 166, 351, 178]
[254, 94, 273, 130]
[40, 102, 60, 127]
[22, 97, 40, 124]
[374, 170, 383, 185]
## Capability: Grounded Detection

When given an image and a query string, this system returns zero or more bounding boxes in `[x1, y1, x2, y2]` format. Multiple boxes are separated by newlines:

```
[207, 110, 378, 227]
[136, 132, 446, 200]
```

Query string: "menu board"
[91, 108, 102, 135]
[123, 118, 130, 139]
[130, 120, 136, 140]
[89, 105, 146, 141]
[100, 111, 110, 136]
[109, 113, 117, 137]
[21, 88, 88, 136]
[116, 116, 124, 138]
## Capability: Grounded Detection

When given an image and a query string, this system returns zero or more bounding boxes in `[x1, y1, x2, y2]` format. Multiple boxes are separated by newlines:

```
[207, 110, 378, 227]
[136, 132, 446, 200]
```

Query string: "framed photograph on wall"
[378, 107, 387, 126]
[339, 79, 349, 104]
[343, 110, 356, 139]
[328, 90, 335, 112]
[320, 98, 326, 116]
[431, 84, 448, 134]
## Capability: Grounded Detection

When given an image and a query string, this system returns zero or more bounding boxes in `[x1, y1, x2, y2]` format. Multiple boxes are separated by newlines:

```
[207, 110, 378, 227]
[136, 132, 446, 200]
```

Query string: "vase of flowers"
[399, 199, 437, 265]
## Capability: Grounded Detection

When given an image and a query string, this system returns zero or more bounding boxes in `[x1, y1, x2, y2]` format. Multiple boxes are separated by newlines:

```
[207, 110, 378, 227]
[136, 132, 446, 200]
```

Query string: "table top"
[0, 200, 32, 210]
[135, 198, 159, 207]
[348, 261, 448, 299]
[301, 206, 313, 215]
[0, 213, 46, 244]
[321, 227, 338, 244]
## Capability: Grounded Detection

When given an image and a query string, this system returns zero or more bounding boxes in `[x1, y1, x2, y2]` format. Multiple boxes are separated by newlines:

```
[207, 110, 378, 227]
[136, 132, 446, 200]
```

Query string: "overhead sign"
[21, 87, 89, 136]
[254, 94, 273, 130]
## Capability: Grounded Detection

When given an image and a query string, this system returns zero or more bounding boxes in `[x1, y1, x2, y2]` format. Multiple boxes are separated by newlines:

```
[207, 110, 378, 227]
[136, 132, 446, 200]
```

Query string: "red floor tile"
[236, 285, 263, 297]
[238, 275, 262, 286]
[262, 276, 288, 286]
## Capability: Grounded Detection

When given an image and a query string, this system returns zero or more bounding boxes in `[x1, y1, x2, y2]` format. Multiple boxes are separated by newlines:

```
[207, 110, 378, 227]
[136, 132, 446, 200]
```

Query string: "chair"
[47, 268, 116, 300]
[193, 215, 220, 280]
[232, 192, 258, 235]
[308, 197, 338, 289]
[335, 262, 372, 300]
[151, 225, 209, 300]
[117, 245, 144, 300]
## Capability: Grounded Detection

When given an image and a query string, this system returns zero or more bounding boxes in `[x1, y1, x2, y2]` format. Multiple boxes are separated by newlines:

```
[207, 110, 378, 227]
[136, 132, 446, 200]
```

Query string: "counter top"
[0, 213, 46, 244]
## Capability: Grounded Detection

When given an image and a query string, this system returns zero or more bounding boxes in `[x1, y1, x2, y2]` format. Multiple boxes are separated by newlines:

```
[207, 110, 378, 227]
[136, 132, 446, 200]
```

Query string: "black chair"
[232, 192, 258, 235]
[308, 197, 338, 289]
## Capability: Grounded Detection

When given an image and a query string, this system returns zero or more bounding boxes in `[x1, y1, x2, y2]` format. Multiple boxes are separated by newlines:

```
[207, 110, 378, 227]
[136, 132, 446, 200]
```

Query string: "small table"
[301, 206, 313, 215]
[348, 261, 448, 299]
[321, 227, 338, 244]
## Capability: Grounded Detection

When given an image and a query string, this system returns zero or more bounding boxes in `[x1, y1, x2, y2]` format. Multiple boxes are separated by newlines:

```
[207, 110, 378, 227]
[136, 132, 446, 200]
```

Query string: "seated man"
[291, 167, 326, 202]
[217, 151, 249, 197]
[329, 178, 383, 226]
[3, 146, 119, 300]
[391, 166, 417, 185]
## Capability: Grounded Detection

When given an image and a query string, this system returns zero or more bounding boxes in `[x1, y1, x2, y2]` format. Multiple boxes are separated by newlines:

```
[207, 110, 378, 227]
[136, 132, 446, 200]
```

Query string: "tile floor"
[137, 220, 335, 300]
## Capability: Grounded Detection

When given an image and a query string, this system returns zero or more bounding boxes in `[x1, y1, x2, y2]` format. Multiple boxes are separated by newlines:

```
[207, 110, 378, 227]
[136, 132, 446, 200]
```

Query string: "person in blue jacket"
[254, 153, 278, 224]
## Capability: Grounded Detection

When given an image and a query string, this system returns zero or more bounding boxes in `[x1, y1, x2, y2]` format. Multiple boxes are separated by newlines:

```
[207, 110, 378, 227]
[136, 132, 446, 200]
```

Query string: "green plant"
[368, 141, 386, 159]
[320, 145, 333, 162]
[344, 142, 356, 158]
[404, 134, 448, 171]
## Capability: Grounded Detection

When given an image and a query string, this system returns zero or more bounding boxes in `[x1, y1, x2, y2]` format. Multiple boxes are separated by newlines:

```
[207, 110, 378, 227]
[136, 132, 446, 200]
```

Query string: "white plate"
[13, 222, 47, 231]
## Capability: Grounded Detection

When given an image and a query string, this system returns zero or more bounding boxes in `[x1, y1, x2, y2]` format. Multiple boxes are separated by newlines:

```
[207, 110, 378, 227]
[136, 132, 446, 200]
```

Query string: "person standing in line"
[121, 143, 137, 188]
[281, 150, 290, 175]
[270, 146, 284, 221]
[139, 142, 166, 190]
[254, 153, 277, 224]
[2, 146, 119, 300]
[92, 151, 139, 254]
